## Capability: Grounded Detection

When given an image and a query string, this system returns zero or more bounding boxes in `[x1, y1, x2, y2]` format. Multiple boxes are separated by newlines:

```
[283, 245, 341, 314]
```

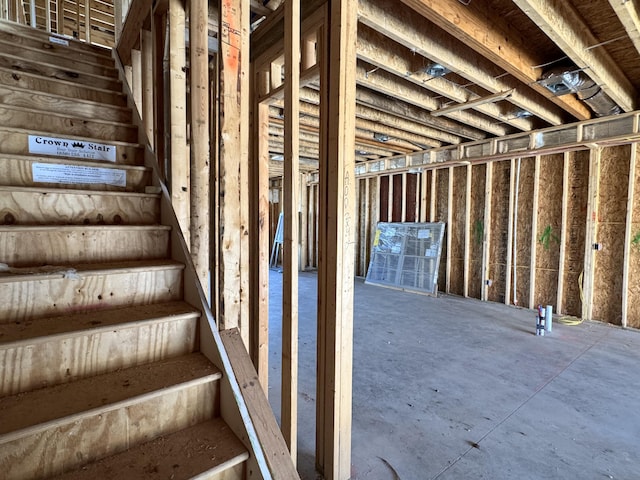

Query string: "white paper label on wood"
[32, 163, 126, 187]
[49, 36, 70, 46]
[28, 135, 117, 162]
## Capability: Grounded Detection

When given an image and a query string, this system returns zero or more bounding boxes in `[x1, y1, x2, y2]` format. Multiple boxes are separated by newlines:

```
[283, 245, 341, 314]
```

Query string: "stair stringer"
[111, 50, 274, 480]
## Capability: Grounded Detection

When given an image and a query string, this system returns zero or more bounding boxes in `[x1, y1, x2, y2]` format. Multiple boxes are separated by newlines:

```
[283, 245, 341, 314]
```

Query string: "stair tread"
[0, 127, 143, 149]
[0, 259, 184, 282]
[0, 66, 127, 103]
[0, 103, 135, 128]
[0, 185, 159, 198]
[0, 353, 220, 436]
[52, 418, 248, 480]
[0, 301, 199, 345]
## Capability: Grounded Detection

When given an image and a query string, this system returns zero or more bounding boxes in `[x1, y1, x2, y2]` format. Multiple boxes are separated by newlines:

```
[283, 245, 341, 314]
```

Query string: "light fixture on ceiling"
[373, 133, 390, 142]
[424, 63, 450, 77]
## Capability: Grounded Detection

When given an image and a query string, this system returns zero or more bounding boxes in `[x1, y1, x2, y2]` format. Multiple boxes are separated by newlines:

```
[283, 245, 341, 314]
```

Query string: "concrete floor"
[268, 270, 640, 480]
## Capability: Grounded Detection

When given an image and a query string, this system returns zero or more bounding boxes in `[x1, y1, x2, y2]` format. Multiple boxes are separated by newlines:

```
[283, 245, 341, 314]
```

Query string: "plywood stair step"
[0, 84, 132, 123]
[0, 29, 116, 69]
[0, 353, 222, 479]
[0, 186, 160, 225]
[0, 51, 121, 92]
[0, 66, 127, 107]
[0, 153, 150, 192]
[0, 301, 201, 396]
[53, 418, 249, 480]
[0, 224, 171, 266]
[0, 105, 138, 143]
[0, 20, 113, 58]
[0, 259, 185, 322]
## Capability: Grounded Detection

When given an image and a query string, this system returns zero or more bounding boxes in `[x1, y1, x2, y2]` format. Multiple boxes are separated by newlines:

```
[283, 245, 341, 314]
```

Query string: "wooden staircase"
[0, 21, 259, 480]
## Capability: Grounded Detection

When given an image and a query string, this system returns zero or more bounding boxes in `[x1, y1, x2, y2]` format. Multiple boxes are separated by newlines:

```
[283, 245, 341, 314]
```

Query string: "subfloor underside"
[268, 271, 640, 480]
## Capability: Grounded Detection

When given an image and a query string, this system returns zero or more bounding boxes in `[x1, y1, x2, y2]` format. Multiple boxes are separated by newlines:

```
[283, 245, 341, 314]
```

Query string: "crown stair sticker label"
[32, 163, 126, 187]
[28, 135, 117, 162]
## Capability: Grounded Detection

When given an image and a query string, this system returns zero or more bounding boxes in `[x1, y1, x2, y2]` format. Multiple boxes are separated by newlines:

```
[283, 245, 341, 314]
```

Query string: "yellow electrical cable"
[556, 271, 585, 326]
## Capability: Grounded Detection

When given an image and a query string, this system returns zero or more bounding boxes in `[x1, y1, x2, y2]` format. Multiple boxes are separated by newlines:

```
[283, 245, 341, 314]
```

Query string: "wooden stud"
[582, 148, 601, 321]
[152, 11, 166, 179]
[363, 177, 371, 276]
[190, 0, 210, 294]
[300, 174, 309, 271]
[529, 156, 540, 309]
[622, 145, 637, 328]
[556, 152, 570, 313]
[131, 49, 143, 112]
[84, 0, 91, 43]
[114, 0, 122, 39]
[141, 30, 154, 148]
[481, 162, 493, 302]
[168, 0, 189, 244]
[218, 0, 250, 346]
[463, 163, 472, 297]
[316, 0, 357, 477]
[430, 169, 437, 222]
[401, 172, 407, 222]
[446, 166, 453, 293]
[387, 174, 393, 222]
[505, 158, 516, 305]
[282, 0, 300, 461]
[45, 0, 51, 32]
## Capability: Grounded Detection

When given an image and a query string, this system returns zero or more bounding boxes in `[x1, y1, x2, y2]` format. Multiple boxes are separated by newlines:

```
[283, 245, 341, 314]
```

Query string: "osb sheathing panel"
[436, 168, 449, 292]
[514, 157, 535, 308]
[534, 154, 563, 307]
[469, 164, 486, 299]
[449, 167, 466, 296]
[379, 175, 389, 222]
[562, 150, 589, 317]
[406, 174, 418, 222]
[488, 161, 510, 303]
[628, 144, 640, 328]
[592, 145, 630, 325]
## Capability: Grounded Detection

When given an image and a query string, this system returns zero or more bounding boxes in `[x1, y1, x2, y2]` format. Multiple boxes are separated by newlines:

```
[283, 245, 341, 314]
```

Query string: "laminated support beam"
[282, 0, 300, 463]
[315, 0, 357, 478]
[621, 145, 637, 328]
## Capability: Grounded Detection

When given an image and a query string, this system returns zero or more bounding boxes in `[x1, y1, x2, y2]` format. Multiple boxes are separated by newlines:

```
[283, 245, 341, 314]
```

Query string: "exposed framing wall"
[304, 142, 640, 328]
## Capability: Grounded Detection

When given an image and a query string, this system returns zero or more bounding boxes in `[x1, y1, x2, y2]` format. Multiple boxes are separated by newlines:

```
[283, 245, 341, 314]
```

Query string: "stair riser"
[0, 157, 149, 192]
[0, 69, 126, 106]
[206, 463, 245, 480]
[0, 316, 198, 397]
[0, 228, 170, 267]
[0, 55, 121, 91]
[0, 86, 131, 123]
[0, 190, 159, 225]
[0, 21, 113, 58]
[0, 380, 219, 480]
[0, 132, 143, 165]
[0, 267, 183, 323]
[0, 31, 116, 68]
[0, 41, 117, 78]
[0, 107, 137, 143]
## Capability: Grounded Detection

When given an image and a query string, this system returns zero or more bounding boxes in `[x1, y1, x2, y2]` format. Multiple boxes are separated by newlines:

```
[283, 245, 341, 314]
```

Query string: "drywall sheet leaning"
[366, 222, 445, 295]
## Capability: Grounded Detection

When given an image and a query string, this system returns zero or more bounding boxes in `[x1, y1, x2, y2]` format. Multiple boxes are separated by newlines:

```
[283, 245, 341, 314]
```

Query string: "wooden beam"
[608, 0, 640, 56]
[359, 0, 570, 125]
[512, 0, 636, 113]
[316, 0, 356, 477]
[529, 156, 540, 308]
[356, 26, 534, 132]
[556, 152, 570, 313]
[282, 0, 300, 463]
[582, 148, 601, 321]
[168, 0, 189, 244]
[218, 0, 250, 345]
[463, 163, 472, 297]
[398, 0, 590, 120]
[190, 0, 210, 293]
[481, 161, 493, 302]
[622, 145, 636, 328]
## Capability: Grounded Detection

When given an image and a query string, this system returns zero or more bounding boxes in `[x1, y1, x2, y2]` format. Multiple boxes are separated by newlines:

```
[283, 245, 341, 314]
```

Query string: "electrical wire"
[556, 271, 585, 326]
